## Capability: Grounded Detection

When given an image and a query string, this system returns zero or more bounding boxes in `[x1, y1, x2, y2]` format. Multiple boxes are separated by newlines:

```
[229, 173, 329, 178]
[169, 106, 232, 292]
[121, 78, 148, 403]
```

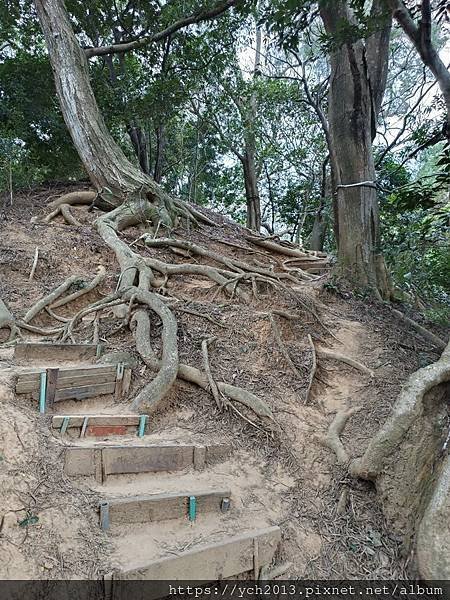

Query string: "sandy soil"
[0, 183, 446, 580]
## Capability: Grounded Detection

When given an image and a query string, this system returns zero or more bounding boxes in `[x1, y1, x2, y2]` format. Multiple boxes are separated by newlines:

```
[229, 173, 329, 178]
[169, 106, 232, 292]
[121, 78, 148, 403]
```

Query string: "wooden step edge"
[64, 444, 232, 482]
[104, 526, 281, 594]
[98, 489, 232, 528]
[53, 414, 148, 438]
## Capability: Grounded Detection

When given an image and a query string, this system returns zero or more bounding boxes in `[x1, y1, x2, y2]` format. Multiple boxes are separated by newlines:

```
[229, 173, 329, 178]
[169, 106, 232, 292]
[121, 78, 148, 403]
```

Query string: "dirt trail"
[0, 184, 442, 580]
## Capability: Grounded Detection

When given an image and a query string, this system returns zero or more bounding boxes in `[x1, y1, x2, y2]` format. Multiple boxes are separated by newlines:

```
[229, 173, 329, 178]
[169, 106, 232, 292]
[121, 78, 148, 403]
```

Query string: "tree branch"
[85, 0, 238, 58]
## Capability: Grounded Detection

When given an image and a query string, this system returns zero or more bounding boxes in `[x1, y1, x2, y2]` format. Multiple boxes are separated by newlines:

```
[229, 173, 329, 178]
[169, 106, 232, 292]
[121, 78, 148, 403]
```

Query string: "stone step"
[98, 489, 231, 529]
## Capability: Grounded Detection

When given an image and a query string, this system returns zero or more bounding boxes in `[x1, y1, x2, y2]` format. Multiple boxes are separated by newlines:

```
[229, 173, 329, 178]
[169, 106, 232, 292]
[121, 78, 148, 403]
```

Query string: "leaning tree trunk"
[33, 0, 169, 211]
[320, 0, 392, 299]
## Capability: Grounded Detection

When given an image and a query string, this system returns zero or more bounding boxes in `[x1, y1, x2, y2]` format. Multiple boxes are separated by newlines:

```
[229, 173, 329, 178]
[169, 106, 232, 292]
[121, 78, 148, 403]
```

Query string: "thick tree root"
[318, 407, 362, 465]
[47, 190, 96, 209]
[131, 310, 274, 421]
[316, 348, 374, 377]
[51, 266, 106, 308]
[349, 340, 450, 480]
[125, 289, 178, 412]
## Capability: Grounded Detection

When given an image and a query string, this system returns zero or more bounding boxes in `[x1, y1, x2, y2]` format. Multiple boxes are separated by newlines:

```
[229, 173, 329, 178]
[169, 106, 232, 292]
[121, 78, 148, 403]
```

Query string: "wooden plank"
[33, 381, 115, 402]
[14, 342, 102, 362]
[64, 444, 231, 478]
[17, 364, 116, 386]
[102, 489, 231, 525]
[102, 446, 194, 476]
[45, 368, 59, 408]
[52, 415, 141, 428]
[17, 371, 116, 394]
[109, 526, 281, 590]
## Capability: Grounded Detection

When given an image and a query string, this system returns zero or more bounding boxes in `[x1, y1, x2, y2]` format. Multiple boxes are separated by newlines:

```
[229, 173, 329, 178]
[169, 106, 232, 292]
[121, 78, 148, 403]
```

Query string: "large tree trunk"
[33, 0, 165, 208]
[320, 0, 392, 299]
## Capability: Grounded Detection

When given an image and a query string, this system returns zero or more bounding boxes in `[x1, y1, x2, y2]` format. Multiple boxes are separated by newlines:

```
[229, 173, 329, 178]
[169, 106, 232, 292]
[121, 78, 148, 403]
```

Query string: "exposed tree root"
[60, 203, 82, 226]
[0, 299, 20, 341]
[47, 190, 96, 209]
[124, 289, 178, 412]
[305, 334, 317, 404]
[143, 237, 314, 282]
[318, 407, 362, 465]
[51, 266, 106, 309]
[316, 348, 374, 377]
[201, 336, 223, 410]
[245, 234, 328, 265]
[131, 310, 274, 421]
[29, 247, 39, 281]
[350, 340, 450, 480]
[268, 313, 302, 379]
[23, 275, 81, 324]
[391, 308, 446, 351]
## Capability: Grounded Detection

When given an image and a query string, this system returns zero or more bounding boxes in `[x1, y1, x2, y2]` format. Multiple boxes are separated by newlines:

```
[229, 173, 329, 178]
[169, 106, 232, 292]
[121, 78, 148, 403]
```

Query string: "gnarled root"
[318, 406, 362, 465]
[126, 289, 178, 412]
[349, 340, 450, 480]
[131, 310, 273, 421]
[47, 190, 96, 209]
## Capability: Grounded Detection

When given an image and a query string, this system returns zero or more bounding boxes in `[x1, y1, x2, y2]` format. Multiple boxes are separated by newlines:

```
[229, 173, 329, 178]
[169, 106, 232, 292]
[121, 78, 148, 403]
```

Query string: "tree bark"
[33, 0, 172, 211]
[319, 0, 392, 299]
[154, 123, 166, 184]
[242, 10, 262, 232]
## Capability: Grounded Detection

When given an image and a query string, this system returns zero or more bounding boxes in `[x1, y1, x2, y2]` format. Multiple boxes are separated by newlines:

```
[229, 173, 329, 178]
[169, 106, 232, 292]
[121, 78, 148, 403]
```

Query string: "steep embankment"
[0, 183, 447, 580]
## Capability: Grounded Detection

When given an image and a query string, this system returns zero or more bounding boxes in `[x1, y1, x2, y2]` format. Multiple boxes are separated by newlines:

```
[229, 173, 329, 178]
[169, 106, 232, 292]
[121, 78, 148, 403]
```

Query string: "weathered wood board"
[100, 489, 231, 526]
[53, 415, 142, 428]
[64, 444, 231, 481]
[107, 526, 281, 596]
[14, 342, 103, 362]
[16, 364, 129, 403]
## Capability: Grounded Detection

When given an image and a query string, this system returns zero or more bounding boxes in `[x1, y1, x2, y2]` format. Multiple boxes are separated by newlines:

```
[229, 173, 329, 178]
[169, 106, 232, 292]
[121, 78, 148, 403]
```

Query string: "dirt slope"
[0, 183, 445, 580]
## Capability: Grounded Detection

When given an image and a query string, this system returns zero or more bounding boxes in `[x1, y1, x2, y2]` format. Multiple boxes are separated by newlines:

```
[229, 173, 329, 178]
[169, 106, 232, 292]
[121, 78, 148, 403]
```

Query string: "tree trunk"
[242, 150, 261, 232]
[242, 10, 262, 232]
[128, 123, 150, 175]
[33, 0, 166, 208]
[154, 123, 166, 183]
[320, 0, 392, 299]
